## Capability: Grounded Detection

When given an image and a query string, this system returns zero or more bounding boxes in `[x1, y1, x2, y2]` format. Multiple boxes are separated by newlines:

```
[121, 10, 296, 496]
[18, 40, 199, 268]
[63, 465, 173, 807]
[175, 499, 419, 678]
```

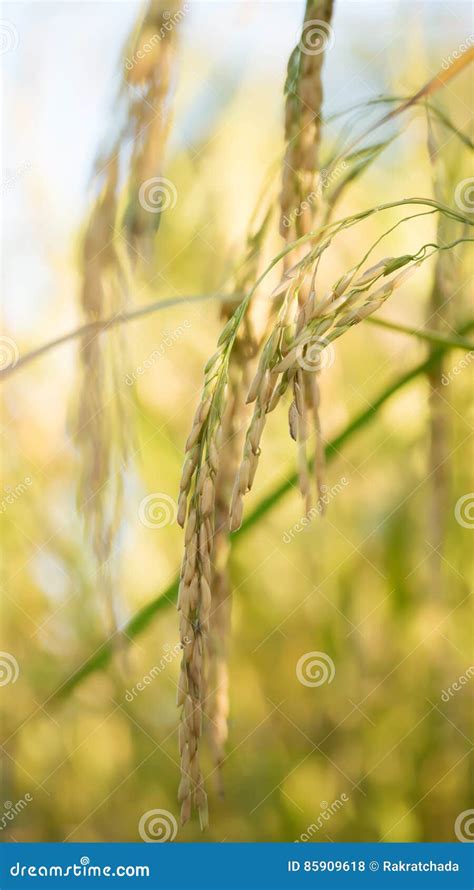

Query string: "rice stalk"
[280, 0, 334, 242]
[121, 0, 182, 257]
[229, 232, 473, 531]
[175, 1, 470, 820]
[180, 200, 469, 556]
[53, 314, 474, 707]
[207, 207, 273, 783]
[280, 0, 334, 511]
[176, 205, 272, 824]
[76, 154, 129, 633]
[75, 0, 181, 631]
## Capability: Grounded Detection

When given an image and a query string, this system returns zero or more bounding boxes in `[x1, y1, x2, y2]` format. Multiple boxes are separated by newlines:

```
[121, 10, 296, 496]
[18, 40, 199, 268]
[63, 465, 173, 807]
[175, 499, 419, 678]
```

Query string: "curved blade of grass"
[326, 95, 474, 150]
[366, 316, 474, 350]
[0, 293, 235, 380]
[327, 45, 473, 172]
[50, 318, 474, 702]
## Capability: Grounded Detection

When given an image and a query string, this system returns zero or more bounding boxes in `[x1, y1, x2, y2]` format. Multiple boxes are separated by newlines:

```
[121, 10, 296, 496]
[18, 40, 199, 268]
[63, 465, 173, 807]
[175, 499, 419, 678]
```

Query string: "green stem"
[51, 319, 474, 702]
[366, 316, 474, 351]
[0, 293, 233, 380]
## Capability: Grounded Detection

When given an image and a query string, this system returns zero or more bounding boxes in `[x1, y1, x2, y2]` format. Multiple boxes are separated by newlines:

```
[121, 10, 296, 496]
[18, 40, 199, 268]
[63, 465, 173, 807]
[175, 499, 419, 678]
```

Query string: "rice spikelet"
[230, 250, 426, 530]
[279, 0, 334, 510]
[177, 209, 270, 823]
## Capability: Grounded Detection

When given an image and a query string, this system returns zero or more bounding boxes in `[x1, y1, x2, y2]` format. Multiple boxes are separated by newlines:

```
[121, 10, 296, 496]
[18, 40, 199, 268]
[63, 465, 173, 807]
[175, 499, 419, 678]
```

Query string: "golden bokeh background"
[1, 0, 472, 843]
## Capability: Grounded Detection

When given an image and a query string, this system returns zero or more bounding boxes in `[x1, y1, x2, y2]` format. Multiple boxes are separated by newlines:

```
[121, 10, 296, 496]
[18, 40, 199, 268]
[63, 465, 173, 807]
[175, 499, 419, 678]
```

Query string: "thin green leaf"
[367, 316, 474, 351]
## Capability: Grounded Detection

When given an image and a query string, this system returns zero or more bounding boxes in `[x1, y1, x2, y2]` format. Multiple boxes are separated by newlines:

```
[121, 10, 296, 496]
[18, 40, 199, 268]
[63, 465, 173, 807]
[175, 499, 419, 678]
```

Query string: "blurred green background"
[1, 0, 473, 843]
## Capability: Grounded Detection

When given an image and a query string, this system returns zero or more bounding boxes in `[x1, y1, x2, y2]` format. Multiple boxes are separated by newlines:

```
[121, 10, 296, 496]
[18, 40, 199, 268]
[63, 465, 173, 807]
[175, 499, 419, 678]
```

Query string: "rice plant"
[3, 0, 473, 842]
